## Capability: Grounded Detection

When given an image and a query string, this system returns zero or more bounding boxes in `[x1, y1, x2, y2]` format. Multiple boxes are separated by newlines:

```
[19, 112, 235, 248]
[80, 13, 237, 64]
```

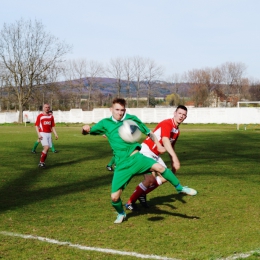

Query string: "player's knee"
[43, 146, 49, 152]
[152, 163, 165, 173]
[159, 176, 167, 184]
[111, 193, 120, 202]
[143, 174, 156, 186]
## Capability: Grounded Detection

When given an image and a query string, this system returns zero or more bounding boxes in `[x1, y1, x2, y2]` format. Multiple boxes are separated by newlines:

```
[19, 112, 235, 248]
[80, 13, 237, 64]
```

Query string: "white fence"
[0, 107, 259, 125]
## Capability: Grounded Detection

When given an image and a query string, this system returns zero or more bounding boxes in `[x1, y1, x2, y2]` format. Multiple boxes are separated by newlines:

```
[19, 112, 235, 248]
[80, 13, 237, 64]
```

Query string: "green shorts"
[111, 152, 157, 193]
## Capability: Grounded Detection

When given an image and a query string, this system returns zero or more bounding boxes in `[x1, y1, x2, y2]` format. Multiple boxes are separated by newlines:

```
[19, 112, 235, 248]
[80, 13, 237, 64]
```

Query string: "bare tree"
[62, 59, 104, 110]
[143, 59, 163, 107]
[220, 62, 247, 106]
[208, 66, 224, 107]
[106, 57, 124, 97]
[167, 73, 190, 105]
[169, 73, 181, 94]
[132, 56, 146, 107]
[40, 65, 63, 110]
[249, 80, 260, 101]
[185, 68, 212, 107]
[123, 57, 134, 106]
[0, 18, 71, 122]
[0, 72, 4, 111]
[85, 60, 104, 110]
[239, 77, 250, 101]
[63, 59, 88, 108]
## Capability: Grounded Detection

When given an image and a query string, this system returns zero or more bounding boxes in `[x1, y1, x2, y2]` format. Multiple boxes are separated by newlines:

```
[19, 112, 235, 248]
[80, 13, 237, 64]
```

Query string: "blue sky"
[1, 0, 260, 80]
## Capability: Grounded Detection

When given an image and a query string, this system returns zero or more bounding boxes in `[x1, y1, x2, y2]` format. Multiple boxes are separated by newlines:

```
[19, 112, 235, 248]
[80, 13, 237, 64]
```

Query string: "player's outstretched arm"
[162, 137, 180, 172]
[149, 131, 166, 154]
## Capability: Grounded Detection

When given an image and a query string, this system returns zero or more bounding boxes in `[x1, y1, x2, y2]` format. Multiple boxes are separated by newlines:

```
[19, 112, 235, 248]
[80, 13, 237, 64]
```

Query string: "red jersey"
[35, 113, 55, 133]
[143, 118, 180, 156]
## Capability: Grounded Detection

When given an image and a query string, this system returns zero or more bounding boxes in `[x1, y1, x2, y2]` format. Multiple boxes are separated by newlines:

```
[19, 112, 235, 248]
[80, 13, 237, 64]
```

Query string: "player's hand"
[172, 160, 180, 172]
[55, 135, 58, 140]
[82, 125, 91, 135]
[82, 129, 87, 135]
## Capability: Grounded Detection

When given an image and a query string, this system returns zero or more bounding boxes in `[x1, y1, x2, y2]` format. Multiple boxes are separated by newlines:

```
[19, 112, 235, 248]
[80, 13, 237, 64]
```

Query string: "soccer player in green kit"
[106, 155, 115, 171]
[82, 98, 197, 224]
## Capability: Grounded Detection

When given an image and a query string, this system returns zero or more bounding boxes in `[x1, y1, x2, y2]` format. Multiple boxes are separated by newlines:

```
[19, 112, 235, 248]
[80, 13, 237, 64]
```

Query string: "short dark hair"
[49, 110, 53, 114]
[112, 98, 126, 107]
[176, 105, 187, 111]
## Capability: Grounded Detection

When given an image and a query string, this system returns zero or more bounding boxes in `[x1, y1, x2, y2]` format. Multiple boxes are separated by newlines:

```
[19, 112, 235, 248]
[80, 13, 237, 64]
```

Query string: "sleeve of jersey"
[89, 120, 106, 135]
[35, 115, 40, 126]
[160, 121, 172, 138]
[130, 115, 150, 135]
[52, 117, 55, 127]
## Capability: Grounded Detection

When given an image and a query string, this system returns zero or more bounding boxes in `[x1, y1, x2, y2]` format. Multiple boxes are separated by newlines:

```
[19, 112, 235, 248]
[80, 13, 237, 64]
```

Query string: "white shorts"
[40, 132, 53, 148]
[140, 143, 167, 168]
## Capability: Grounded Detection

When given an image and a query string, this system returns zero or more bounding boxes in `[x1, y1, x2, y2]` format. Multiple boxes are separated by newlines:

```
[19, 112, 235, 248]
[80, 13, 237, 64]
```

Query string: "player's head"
[112, 98, 126, 107]
[174, 105, 187, 125]
[110, 98, 126, 121]
[43, 104, 50, 114]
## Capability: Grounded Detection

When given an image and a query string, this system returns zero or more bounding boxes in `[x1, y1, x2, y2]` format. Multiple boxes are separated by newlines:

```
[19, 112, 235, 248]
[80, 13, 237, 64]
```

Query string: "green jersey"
[90, 113, 150, 163]
[90, 113, 158, 192]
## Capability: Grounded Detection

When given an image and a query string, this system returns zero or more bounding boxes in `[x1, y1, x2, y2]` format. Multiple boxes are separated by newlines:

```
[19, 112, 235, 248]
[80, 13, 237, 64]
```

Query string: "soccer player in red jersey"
[31, 110, 58, 154]
[35, 104, 58, 168]
[125, 105, 192, 210]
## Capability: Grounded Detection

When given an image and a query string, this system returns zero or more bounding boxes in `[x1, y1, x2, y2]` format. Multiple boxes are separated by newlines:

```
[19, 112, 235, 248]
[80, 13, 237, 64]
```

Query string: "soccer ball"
[118, 120, 142, 143]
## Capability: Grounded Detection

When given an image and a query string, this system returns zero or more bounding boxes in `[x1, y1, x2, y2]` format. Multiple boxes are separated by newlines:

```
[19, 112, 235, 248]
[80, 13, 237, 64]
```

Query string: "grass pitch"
[0, 123, 259, 260]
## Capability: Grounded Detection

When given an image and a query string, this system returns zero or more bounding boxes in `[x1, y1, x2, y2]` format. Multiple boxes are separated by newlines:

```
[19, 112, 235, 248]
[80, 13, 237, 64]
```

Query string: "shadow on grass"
[126, 193, 200, 221]
[177, 131, 260, 169]
[0, 154, 113, 213]
[1, 128, 258, 219]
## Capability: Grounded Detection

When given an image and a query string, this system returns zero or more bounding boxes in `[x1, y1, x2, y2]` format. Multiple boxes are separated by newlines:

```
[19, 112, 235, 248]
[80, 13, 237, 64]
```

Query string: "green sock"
[51, 144, 55, 152]
[107, 156, 115, 166]
[161, 168, 183, 191]
[32, 141, 39, 151]
[111, 198, 124, 214]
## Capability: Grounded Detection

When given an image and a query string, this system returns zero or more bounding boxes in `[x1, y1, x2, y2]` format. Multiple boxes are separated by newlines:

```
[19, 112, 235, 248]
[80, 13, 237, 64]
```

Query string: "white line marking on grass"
[217, 250, 260, 260]
[217, 249, 260, 260]
[0, 231, 179, 260]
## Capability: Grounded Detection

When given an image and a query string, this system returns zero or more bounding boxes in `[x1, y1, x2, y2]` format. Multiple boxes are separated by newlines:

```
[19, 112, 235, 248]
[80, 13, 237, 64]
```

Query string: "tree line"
[0, 19, 259, 123]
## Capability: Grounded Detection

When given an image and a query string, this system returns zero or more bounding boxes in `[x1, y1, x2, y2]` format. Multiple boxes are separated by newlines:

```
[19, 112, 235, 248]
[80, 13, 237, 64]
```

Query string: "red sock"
[40, 151, 47, 163]
[127, 183, 147, 204]
[144, 178, 160, 195]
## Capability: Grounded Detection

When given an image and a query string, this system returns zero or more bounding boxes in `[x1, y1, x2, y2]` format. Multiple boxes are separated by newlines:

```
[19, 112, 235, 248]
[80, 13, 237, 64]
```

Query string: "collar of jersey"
[111, 113, 126, 122]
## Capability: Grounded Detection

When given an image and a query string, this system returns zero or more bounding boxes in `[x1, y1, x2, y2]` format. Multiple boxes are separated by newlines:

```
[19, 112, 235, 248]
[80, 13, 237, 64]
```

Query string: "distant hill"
[57, 77, 191, 98]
